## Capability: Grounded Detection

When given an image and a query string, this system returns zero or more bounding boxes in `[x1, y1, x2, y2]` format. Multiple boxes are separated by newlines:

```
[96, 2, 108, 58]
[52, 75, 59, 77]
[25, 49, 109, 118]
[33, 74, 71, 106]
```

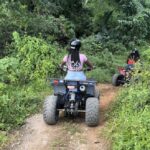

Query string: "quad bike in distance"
[43, 67, 100, 127]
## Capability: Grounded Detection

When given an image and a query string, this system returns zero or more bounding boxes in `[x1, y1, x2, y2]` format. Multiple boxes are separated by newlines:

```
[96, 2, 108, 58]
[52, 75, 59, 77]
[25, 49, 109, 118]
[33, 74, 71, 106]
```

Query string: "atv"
[112, 66, 133, 86]
[43, 68, 100, 127]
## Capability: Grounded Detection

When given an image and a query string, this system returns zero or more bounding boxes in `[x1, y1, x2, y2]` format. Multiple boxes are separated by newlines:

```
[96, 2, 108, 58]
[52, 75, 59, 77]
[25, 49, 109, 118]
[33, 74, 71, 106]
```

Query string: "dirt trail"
[6, 84, 119, 150]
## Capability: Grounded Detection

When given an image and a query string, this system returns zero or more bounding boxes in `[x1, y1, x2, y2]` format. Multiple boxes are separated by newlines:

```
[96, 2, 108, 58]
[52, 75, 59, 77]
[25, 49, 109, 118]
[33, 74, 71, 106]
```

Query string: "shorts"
[65, 71, 86, 81]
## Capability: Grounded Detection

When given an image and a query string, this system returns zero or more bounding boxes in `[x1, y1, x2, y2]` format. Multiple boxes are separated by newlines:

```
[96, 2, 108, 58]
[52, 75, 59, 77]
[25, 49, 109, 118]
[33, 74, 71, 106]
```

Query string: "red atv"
[112, 66, 133, 86]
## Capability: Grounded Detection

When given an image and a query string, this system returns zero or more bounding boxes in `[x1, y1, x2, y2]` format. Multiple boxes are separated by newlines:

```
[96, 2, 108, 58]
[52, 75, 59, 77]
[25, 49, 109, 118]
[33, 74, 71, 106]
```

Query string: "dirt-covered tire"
[85, 97, 99, 127]
[112, 74, 124, 86]
[43, 95, 59, 125]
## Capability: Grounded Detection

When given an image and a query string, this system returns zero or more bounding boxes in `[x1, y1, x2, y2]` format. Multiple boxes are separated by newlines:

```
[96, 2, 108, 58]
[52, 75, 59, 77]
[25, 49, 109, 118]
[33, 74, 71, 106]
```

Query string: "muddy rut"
[6, 84, 119, 150]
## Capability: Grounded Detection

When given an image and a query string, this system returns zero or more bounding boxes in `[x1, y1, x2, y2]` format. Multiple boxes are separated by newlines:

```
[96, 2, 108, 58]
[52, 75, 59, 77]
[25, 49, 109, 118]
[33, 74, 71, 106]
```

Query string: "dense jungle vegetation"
[0, 0, 150, 149]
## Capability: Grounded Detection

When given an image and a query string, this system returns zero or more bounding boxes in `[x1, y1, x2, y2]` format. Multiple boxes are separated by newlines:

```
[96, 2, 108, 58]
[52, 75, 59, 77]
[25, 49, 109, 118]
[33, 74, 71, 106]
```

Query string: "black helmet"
[70, 39, 81, 50]
[132, 48, 138, 53]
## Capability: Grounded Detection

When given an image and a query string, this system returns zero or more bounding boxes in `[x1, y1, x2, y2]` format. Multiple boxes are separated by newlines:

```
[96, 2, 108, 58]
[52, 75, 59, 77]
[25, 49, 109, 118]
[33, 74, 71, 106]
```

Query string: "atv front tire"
[85, 98, 99, 126]
[112, 74, 124, 86]
[43, 95, 59, 125]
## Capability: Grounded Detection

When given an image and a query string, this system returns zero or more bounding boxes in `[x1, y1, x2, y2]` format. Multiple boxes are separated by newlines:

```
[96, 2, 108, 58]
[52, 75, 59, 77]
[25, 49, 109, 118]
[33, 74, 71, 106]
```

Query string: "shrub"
[0, 57, 19, 83]
[81, 35, 103, 54]
[0, 86, 40, 130]
[26, 15, 75, 44]
[102, 40, 127, 53]
[12, 32, 63, 83]
[0, 32, 63, 138]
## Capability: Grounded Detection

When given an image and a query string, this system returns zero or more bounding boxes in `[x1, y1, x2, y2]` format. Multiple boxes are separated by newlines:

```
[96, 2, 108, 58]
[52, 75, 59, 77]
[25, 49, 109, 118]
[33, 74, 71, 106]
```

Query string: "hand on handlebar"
[85, 66, 96, 71]
[59, 65, 68, 72]
[87, 68, 92, 71]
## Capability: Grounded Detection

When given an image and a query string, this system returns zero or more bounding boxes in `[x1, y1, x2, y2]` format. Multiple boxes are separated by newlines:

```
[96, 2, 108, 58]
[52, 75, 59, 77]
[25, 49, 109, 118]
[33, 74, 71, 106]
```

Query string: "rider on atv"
[125, 48, 140, 71]
[125, 48, 140, 80]
[112, 48, 141, 86]
[60, 39, 93, 81]
[43, 39, 100, 126]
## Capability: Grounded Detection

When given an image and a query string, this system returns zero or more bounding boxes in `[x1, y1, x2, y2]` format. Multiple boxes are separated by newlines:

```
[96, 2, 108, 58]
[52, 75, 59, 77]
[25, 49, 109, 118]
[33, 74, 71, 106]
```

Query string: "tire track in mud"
[6, 84, 119, 150]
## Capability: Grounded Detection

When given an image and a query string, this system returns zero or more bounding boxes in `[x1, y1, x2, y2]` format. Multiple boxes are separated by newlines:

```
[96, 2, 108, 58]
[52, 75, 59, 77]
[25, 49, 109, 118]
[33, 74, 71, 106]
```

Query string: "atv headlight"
[79, 85, 86, 92]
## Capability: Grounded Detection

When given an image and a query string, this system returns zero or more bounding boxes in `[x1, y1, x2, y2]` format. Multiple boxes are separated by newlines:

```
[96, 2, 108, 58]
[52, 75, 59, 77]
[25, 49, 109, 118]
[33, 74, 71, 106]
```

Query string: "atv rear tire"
[43, 95, 59, 125]
[112, 74, 124, 86]
[85, 98, 99, 126]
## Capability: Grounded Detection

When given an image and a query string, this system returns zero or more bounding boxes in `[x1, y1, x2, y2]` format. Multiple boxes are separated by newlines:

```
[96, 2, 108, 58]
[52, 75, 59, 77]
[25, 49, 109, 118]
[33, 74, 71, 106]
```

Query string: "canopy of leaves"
[88, 0, 150, 49]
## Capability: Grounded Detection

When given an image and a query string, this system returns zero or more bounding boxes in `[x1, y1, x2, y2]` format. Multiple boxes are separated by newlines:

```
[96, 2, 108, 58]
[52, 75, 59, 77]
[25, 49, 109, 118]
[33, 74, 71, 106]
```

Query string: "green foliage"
[88, 0, 150, 48]
[0, 57, 19, 83]
[0, 131, 7, 146]
[12, 32, 62, 83]
[114, 0, 150, 46]
[0, 85, 41, 130]
[25, 0, 93, 36]
[45, 0, 93, 36]
[0, 1, 75, 57]
[81, 36, 127, 82]
[102, 40, 127, 53]
[106, 47, 150, 150]
[89, 0, 117, 33]
[81, 35, 103, 54]
[1, 0, 149, 57]
[86, 52, 127, 82]
[0, 0, 150, 148]
[0, 32, 63, 147]
[0, 2, 22, 56]
[143, 47, 150, 62]
[26, 15, 75, 44]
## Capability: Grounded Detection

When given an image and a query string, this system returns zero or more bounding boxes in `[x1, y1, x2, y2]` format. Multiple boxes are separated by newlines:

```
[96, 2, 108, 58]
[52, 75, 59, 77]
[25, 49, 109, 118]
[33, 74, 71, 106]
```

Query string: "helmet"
[132, 48, 138, 53]
[130, 48, 140, 61]
[70, 39, 81, 50]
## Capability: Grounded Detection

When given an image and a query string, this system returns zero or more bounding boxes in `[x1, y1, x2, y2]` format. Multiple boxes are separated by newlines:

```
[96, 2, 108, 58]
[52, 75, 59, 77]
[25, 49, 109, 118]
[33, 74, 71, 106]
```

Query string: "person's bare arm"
[60, 61, 66, 68]
[85, 59, 93, 69]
